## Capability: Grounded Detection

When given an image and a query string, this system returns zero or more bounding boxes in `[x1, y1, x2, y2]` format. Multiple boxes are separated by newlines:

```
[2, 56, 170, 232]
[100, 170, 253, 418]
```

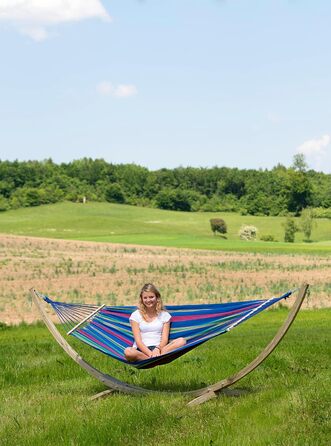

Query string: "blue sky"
[0, 0, 330, 172]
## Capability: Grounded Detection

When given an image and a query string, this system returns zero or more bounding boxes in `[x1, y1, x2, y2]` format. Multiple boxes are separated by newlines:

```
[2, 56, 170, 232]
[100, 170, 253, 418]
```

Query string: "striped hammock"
[38, 290, 293, 369]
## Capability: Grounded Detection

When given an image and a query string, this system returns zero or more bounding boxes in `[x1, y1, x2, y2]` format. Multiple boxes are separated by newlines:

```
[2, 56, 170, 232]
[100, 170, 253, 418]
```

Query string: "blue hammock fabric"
[39, 290, 293, 369]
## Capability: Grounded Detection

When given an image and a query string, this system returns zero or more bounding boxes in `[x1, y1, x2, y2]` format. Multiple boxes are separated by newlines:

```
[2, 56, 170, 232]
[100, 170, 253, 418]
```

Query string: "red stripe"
[93, 321, 132, 345]
[101, 310, 130, 318]
[78, 330, 122, 356]
[171, 304, 258, 322]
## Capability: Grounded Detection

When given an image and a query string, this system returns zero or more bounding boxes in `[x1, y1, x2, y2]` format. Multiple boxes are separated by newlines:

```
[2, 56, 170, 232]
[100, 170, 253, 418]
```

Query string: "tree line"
[0, 156, 330, 216]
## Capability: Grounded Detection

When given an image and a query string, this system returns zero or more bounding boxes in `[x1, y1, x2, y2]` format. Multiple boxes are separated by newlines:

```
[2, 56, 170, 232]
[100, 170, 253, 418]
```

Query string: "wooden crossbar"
[67, 304, 105, 336]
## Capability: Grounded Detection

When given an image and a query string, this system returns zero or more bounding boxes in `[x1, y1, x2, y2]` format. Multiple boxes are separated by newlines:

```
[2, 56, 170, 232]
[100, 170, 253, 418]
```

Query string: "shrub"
[202, 194, 239, 212]
[241, 193, 271, 216]
[239, 225, 258, 241]
[126, 196, 154, 208]
[10, 186, 64, 208]
[155, 189, 198, 211]
[210, 218, 227, 235]
[311, 207, 331, 219]
[189, 191, 207, 212]
[283, 217, 299, 243]
[0, 195, 9, 212]
[105, 183, 125, 204]
[260, 234, 276, 242]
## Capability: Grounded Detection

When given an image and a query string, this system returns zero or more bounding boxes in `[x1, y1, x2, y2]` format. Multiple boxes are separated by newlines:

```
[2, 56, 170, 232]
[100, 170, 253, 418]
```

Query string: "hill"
[0, 202, 330, 254]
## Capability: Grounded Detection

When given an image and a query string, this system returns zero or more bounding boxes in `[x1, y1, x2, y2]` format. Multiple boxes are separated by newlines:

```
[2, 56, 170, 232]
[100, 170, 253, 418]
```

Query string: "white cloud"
[96, 81, 138, 98]
[96, 81, 114, 96]
[21, 25, 48, 41]
[296, 134, 330, 156]
[296, 134, 330, 171]
[0, 0, 110, 41]
[114, 84, 138, 98]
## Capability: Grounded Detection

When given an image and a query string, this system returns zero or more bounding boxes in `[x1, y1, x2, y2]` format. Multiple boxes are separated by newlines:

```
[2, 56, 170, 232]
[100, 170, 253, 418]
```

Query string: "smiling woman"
[124, 283, 186, 362]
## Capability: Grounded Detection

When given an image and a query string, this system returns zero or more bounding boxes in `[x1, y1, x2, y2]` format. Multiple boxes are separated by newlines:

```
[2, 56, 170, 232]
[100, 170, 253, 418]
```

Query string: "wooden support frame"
[31, 283, 309, 406]
[187, 283, 309, 406]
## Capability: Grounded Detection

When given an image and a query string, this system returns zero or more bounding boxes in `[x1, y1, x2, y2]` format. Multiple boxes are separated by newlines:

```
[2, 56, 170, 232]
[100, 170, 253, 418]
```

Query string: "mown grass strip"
[0, 202, 330, 254]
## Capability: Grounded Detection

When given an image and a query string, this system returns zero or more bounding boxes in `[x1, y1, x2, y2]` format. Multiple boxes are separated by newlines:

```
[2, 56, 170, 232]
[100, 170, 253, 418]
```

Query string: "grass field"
[0, 308, 330, 445]
[0, 202, 330, 254]
[0, 202, 330, 445]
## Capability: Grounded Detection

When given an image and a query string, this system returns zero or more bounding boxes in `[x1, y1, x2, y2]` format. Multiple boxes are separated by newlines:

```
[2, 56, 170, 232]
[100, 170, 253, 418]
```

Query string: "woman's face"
[141, 291, 157, 309]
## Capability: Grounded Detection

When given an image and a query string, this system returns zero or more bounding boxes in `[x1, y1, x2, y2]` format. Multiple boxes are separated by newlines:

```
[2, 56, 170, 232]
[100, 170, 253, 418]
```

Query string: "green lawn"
[0, 202, 330, 254]
[0, 308, 330, 445]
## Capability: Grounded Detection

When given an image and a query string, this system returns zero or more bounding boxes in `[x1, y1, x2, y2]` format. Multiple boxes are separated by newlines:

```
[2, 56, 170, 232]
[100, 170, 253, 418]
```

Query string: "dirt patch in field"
[0, 235, 330, 324]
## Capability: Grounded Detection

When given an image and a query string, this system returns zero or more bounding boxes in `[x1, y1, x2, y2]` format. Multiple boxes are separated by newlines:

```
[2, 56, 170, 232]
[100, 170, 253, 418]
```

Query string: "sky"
[0, 0, 330, 173]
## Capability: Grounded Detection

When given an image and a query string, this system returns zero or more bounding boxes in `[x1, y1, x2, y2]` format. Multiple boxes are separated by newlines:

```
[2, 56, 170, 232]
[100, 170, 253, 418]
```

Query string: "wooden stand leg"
[90, 389, 115, 401]
[187, 390, 217, 407]
[187, 388, 248, 407]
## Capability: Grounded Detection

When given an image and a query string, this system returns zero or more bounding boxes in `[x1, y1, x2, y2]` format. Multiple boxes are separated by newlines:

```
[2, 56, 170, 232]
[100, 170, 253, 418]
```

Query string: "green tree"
[114, 164, 149, 198]
[1, 158, 330, 215]
[301, 208, 315, 241]
[242, 192, 271, 216]
[217, 168, 245, 199]
[105, 183, 125, 203]
[283, 218, 299, 243]
[10, 187, 41, 207]
[0, 180, 15, 198]
[285, 170, 312, 214]
[292, 153, 308, 172]
[0, 194, 9, 211]
[65, 158, 108, 185]
[156, 189, 192, 211]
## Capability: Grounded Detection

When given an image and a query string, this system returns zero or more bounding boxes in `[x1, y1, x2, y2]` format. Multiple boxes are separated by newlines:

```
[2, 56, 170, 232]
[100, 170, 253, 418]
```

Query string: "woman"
[124, 283, 186, 362]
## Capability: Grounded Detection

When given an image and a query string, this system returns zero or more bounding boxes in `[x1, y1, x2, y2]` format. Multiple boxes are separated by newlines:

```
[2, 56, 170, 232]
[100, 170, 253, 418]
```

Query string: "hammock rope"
[38, 290, 293, 369]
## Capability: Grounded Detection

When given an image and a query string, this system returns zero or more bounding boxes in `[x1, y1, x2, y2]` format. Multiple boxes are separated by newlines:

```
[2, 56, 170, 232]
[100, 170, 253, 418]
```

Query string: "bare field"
[0, 234, 330, 324]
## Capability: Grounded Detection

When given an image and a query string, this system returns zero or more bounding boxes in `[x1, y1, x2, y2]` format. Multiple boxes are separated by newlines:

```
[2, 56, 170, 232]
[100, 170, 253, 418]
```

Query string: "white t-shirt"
[129, 310, 171, 347]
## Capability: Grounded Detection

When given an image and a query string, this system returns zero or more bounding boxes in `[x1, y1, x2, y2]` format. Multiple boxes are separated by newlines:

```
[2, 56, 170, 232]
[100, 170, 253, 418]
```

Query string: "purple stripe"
[101, 310, 130, 319]
[172, 303, 259, 322]
[92, 321, 132, 345]
[78, 330, 122, 357]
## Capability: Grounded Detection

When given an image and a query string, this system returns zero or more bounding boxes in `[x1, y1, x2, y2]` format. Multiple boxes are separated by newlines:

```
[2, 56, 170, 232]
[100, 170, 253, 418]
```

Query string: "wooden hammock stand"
[31, 283, 309, 407]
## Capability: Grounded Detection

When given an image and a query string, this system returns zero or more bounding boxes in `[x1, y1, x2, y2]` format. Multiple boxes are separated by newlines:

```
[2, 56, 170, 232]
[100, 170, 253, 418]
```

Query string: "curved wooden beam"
[31, 284, 308, 403]
[31, 288, 153, 396]
[187, 283, 309, 406]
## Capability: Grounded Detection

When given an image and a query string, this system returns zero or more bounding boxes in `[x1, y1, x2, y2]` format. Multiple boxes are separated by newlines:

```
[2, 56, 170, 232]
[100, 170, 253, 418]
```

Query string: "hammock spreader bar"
[67, 304, 105, 336]
[37, 290, 293, 369]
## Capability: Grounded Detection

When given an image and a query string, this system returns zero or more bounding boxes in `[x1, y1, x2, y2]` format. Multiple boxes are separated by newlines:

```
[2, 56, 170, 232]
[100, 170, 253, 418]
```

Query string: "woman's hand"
[151, 347, 161, 358]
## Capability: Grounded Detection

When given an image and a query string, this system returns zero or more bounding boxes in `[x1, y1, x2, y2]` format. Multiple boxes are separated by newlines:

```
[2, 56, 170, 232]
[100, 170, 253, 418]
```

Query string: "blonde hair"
[138, 283, 165, 320]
